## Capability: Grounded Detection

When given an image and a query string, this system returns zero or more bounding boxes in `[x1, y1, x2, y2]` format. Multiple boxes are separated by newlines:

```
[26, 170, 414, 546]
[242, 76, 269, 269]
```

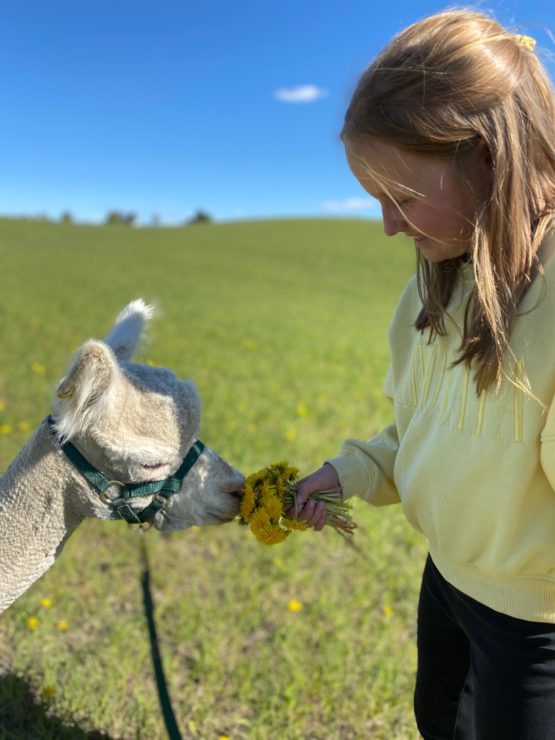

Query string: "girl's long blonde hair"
[342, 9, 555, 393]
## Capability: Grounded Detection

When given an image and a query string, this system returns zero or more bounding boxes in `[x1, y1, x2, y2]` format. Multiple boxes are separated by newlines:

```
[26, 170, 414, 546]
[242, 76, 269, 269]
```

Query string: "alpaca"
[0, 300, 244, 614]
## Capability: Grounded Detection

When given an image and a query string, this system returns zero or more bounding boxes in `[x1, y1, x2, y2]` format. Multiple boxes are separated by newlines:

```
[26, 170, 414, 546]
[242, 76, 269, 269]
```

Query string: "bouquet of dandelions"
[239, 461, 356, 545]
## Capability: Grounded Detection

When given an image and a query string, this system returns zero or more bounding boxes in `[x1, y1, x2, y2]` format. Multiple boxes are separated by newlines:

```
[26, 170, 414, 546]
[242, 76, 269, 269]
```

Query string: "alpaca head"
[50, 300, 244, 530]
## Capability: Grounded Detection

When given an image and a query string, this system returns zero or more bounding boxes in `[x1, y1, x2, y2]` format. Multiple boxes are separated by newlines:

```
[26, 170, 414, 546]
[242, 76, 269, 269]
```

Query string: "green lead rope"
[46, 415, 205, 524]
[141, 535, 183, 739]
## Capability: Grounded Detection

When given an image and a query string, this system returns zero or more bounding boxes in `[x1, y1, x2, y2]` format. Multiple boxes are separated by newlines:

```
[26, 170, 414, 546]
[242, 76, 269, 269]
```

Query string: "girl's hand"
[290, 463, 342, 532]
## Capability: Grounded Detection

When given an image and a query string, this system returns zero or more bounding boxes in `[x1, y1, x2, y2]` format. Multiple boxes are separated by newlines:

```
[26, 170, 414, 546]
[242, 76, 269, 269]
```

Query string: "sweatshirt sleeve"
[326, 367, 401, 507]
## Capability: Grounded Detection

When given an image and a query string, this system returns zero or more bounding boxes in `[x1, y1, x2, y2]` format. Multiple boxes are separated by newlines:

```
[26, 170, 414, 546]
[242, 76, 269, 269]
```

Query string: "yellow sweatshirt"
[329, 231, 555, 622]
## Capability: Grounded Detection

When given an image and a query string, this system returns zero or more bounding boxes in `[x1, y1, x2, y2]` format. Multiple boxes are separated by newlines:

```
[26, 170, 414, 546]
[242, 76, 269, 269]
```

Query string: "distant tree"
[186, 210, 213, 225]
[105, 211, 137, 226]
[106, 211, 122, 226]
[60, 211, 73, 224]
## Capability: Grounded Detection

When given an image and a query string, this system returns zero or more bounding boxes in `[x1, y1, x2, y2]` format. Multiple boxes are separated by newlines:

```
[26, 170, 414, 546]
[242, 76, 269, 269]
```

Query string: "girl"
[294, 9, 555, 739]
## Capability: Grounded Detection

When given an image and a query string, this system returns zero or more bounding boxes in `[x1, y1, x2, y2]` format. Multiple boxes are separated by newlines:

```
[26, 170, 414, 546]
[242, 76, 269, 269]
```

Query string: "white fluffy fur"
[0, 300, 244, 613]
[104, 299, 154, 361]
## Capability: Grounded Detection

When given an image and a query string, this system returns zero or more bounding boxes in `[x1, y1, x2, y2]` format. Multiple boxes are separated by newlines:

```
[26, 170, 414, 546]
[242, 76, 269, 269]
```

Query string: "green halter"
[47, 415, 205, 525]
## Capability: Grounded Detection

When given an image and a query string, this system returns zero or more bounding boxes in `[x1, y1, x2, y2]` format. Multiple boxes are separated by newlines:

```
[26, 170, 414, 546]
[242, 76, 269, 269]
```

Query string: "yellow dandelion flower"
[241, 460, 355, 545]
[288, 599, 303, 612]
[288, 465, 300, 480]
[0, 400, 6, 411]
[0, 424, 11, 435]
[250, 509, 289, 544]
[273, 557, 285, 570]
[383, 605, 394, 619]
[262, 493, 284, 520]
[26, 616, 39, 630]
[239, 482, 256, 522]
[246, 469, 263, 489]
[270, 461, 298, 479]
[17, 421, 31, 432]
[281, 517, 309, 532]
[31, 362, 46, 375]
[273, 477, 285, 498]
[40, 598, 53, 608]
[254, 525, 289, 545]
[249, 507, 271, 530]
[259, 480, 271, 498]
[285, 427, 297, 442]
[259, 482, 279, 504]
[57, 620, 69, 631]
[41, 686, 56, 700]
[296, 403, 308, 417]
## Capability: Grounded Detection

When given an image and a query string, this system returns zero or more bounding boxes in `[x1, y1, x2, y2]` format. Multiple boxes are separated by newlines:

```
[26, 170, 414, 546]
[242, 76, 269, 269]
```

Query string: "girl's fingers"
[287, 464, 340, 529]
[295, 479, 316, 508]
[313, 506, 327, 531]
[298, 498, 317, 521]
[300, 500, 326, 529]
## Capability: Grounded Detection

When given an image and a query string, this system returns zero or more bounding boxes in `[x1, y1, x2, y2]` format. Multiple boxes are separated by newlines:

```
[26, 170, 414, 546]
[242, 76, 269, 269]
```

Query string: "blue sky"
[1, 0, 554, 225]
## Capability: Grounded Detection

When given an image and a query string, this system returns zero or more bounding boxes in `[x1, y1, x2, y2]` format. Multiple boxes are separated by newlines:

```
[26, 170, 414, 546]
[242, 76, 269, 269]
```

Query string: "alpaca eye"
[140, 462, 165, 470]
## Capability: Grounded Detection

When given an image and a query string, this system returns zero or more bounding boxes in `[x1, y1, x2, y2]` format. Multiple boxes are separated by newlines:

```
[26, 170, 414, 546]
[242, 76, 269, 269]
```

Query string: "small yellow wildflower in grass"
[0, 400, 6, 411]
[285, 427, 297, 442]
[26, 616, 39, 630]
[57, 620, 69, 631]
[0, 424, 11, 435]
[239, 461, 355, 545]
[383, 605, 394, 619]
[40, 598, 53, 608]
[288, 599, 303, 612]
[41, 686, 56, 700]
[31, 362, 46, 375]
[296, 402, 308, 417]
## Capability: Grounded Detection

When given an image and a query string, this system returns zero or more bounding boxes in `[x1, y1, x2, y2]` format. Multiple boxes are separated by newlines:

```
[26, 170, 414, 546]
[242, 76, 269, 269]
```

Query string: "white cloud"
[273, 84, 329, 103]
[322, 197, 379, 213]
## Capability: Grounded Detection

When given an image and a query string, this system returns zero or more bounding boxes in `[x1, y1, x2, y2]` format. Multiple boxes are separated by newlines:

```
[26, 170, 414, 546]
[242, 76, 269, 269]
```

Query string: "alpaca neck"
[0, 420, 86, 613]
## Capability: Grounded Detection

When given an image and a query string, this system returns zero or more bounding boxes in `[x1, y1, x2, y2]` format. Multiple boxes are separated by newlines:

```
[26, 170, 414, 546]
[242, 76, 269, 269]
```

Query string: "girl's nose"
[381, 202, 405, 236]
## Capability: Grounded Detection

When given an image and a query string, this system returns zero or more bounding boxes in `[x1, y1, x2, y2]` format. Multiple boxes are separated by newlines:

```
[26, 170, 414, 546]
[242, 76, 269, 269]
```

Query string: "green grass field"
[0, 218, 426, 739]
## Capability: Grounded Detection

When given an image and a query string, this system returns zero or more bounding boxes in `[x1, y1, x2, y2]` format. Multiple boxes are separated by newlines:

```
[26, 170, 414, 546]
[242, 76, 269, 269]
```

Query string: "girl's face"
[345, 139, 491, 262]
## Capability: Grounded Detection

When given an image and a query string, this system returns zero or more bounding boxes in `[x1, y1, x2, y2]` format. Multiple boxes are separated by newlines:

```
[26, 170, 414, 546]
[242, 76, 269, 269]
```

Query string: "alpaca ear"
[103, 299, 155, 362]
[52, 340, 121, 440]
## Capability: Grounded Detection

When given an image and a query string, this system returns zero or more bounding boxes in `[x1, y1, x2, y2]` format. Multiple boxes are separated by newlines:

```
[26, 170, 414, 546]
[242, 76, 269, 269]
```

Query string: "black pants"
[414, 555, 555, 740]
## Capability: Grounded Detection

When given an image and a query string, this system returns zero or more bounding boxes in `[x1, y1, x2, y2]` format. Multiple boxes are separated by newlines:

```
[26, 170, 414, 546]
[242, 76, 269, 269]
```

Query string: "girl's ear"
[476, 139, 493, 171]
[52, 340, 122, 440]
[466, 140, 493, 202]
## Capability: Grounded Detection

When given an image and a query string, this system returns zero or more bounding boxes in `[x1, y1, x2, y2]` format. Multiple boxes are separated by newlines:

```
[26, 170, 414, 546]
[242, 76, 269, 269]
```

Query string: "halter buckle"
[99, 480, 125, 506]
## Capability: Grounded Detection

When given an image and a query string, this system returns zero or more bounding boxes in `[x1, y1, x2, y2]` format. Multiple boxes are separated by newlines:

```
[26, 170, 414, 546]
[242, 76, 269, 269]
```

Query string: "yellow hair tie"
[514, 34, 537, 52]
